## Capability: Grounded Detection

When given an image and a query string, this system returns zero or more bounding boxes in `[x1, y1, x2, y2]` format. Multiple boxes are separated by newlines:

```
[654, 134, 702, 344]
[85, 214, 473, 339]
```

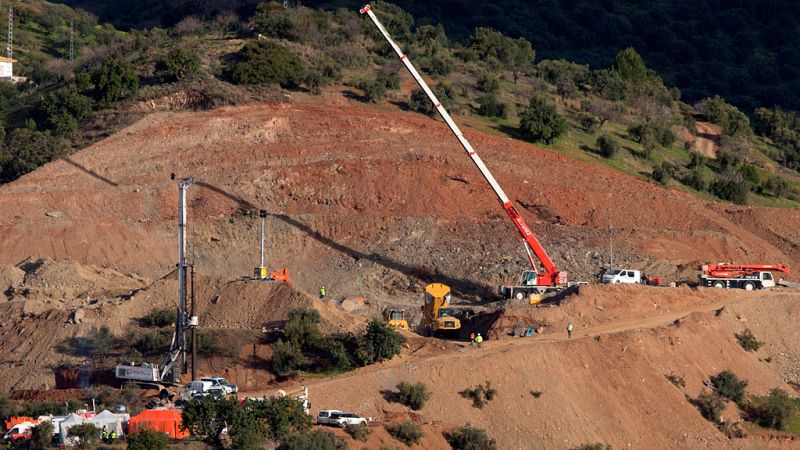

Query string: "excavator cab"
[385, 309, 409, 330]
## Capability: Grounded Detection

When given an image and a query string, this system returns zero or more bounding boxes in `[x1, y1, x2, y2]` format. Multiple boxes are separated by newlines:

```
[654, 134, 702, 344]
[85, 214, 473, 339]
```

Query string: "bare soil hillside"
[1, 97, 800, 448]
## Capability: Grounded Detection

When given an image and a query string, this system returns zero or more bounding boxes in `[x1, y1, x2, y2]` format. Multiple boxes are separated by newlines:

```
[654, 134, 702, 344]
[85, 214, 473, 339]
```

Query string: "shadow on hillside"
[492, 124, 528, 141]
[194, 181, 498, 301]
[62, 157, 119, 186]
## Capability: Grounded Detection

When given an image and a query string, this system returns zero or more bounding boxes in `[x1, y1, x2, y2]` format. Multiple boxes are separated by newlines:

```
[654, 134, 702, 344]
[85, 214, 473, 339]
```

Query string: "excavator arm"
[360, 4, 565, 286]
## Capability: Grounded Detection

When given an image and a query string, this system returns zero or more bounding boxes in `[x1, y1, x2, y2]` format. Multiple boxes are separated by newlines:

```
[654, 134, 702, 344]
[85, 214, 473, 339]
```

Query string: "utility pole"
[189, 264, 197, 380]
[7, 5, 13, 60]
[69, 20, 74, 61]
[259, 209, 267, 269]
[609, 225, 614, 267]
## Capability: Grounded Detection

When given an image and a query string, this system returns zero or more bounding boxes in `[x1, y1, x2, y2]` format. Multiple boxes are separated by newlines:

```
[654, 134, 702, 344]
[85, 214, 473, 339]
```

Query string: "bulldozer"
[384, 308, 409, 330]
[421, 283, 461, 338]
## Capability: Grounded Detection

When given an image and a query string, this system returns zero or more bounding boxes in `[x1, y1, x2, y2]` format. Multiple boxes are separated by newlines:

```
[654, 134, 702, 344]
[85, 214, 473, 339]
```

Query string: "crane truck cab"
[422, 283, 461, 337]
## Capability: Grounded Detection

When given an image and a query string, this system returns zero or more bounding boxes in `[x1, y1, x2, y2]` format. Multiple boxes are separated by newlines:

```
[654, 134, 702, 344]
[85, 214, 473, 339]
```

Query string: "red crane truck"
[360, 4, 568, 301]
[700, 263, 791, 290]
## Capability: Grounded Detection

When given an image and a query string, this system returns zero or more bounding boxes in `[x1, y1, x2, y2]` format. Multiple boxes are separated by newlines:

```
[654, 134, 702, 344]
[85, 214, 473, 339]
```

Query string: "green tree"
[181, 396, 241, 443]
[247, 396, 312, 441]
[271, 339, 305, 376]
[157, 48, 201, 81]
[277, 429, 346, 450]
[692, 390, 726, 423]
[69, 423, 101, 449]
[696, 96, 751, 137]
[710, 370, 748, 404]
[230, 41, 304, 87]
[357, 79, 386, 103]
[519, 96, 567, 144]
[127, 429, 169, 450]
[285, 308, 323, 351]
[39, 87, 93, 135]
[761, 174, 789, 198]
[356, 319, 405, 365]
[231, 420, 266, 450]
[92, 58, 140, 106]
[447, 425, 498, 450]
[4, 128, 63, 180]
[30, 421, 54, 450]
[746, 388, 797, 430]
[612, 47, 650, 87]
[253, 2, 299, 41]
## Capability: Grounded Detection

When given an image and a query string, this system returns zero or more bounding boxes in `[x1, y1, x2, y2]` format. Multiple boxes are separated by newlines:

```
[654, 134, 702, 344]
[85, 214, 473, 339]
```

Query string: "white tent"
[92, 410, 130, 436]
[58, 413, 88, 446]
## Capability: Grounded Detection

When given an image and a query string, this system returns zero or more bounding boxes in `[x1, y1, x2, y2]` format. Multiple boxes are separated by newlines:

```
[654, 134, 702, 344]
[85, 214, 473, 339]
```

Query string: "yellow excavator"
[421, 283, 461, 337]
[385, 309, 409, 330]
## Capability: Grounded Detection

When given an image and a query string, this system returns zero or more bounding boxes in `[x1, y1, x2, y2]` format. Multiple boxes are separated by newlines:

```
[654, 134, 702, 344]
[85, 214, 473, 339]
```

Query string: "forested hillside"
[53, 0, 800, 113]
[2, 0, 800, 208]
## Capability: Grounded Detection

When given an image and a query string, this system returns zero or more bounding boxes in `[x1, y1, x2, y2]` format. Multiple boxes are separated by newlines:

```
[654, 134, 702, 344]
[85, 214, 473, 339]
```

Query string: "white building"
[0, 56, 15, 80]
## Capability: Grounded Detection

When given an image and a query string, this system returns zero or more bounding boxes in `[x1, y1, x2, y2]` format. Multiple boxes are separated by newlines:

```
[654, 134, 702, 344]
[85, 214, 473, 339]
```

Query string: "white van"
[602, 269, 641, 284]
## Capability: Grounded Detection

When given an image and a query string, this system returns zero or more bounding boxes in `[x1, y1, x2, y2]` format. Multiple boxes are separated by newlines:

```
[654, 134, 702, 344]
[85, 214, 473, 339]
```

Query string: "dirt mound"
[202, 280, 363, 333]
[0, 265, 24, 297]
[21, 258, 145, 300]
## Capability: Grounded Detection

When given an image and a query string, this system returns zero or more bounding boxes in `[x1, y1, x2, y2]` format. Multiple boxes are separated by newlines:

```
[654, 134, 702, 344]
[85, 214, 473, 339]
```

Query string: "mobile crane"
[360, 4, 567, 301]
[701, 263, 791, 290]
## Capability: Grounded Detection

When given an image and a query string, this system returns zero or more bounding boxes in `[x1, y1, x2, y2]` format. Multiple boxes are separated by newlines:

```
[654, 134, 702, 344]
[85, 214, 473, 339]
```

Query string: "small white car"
[200, 376, 238, 394]
[602, 269, 641, 284]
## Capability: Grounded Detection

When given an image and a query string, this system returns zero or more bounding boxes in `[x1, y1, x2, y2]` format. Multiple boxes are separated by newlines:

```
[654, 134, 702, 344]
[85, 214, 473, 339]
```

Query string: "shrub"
[519, 96, 567, 144]
[652, 162, 671, 184]
[357, 79, 387, 103]
[476, 94, 508, 118]
[69, 423, 101, 449]
[396, 381, 431, 410]
[230, 41, 304, 87]
[157, 48, 201, 81]
[571, 445, 612, 450]
[477, 73, 500, 93]
[628, 122, 675, 148]
[711, 171, 749, 204]
[681, 168, 707, 191]
[447, 425, 497, 450]
[143, 307, 177, 328]
[386, 420, 423, 446]
[231, 420, 266, 450]
[278, 429, 346, 450]
[665, 373, 686, 388]
[761, 174, 790, 198]
[710, 370, 748, 404]
[746, 388, 798, 430]
[92, 58, 140, 106]
[127, 429, 169, 450]
[579, 112, 600, 133]
[530, 390, 543, 398]
[133, 329, 171, 354]
[595, 134, 619, 158]
[409, 85, 452, 116]
[460, 381, 496, 409]
[39, 87, 93, 135]
[74, 326, 114, 356]
[735, 328, 763, 352]
[695, 96, 751, 137]
[346, 423, 372, 442]
[253, 2, 299, 41]
[692, 390, 726, 423]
